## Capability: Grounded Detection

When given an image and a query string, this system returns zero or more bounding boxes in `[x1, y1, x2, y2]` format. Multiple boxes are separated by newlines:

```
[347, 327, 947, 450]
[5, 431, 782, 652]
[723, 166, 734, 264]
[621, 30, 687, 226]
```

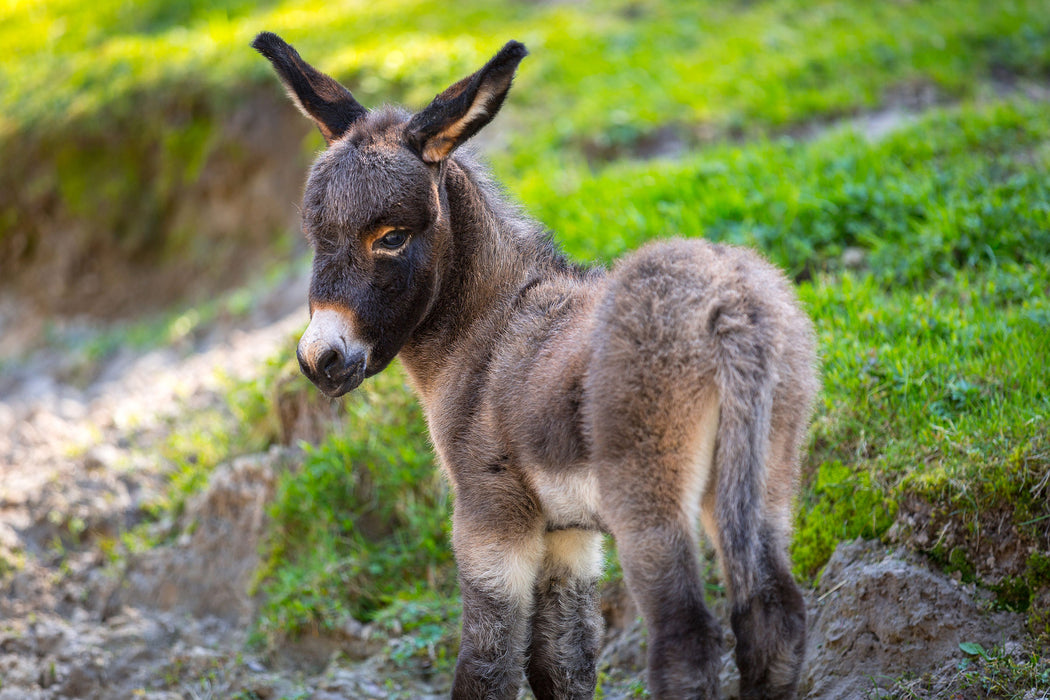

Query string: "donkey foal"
[253, 33, 818, 700]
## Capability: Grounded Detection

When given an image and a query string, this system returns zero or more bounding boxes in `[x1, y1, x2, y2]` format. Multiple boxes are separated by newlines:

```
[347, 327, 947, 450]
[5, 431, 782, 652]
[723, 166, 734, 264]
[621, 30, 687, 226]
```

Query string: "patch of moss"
[1027, 600, 1050, 646]
[1024, 553, 1050, 642]
[989, 577, 1032, 613]
[1027, 551, 1050, 586]
[938, 547, 978, 585]
[792, 460, 897, 581]
[0, 547, 25, 581]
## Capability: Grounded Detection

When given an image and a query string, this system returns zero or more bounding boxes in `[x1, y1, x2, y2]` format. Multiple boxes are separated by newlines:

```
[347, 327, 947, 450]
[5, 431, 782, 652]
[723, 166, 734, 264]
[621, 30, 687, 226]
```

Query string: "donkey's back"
[254, 32, 817, 700]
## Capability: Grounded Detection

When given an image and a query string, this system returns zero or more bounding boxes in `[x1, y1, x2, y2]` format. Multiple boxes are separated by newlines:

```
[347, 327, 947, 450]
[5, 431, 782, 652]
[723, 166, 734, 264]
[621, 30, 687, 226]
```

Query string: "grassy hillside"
[5, 0, 1050, 141]
[6, 0, 1048, 688]
[4, 0, 1050, 313]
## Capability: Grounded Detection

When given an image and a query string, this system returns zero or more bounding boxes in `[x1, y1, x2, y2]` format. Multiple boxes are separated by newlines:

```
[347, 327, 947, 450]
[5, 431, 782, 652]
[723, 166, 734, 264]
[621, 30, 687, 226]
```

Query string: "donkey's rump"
[584, 237, 816, 528]
[583, 237, 802, 450]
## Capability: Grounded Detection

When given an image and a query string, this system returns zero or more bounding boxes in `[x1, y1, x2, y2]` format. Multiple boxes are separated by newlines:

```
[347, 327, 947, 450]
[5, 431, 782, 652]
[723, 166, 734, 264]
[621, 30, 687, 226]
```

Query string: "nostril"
[318, 348, 343, 379]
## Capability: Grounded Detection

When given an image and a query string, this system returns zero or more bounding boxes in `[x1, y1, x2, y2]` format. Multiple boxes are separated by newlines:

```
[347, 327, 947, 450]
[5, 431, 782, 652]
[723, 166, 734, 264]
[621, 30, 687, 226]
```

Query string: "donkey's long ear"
[252, 32, 367, 145]
[406, 41, 527, 164]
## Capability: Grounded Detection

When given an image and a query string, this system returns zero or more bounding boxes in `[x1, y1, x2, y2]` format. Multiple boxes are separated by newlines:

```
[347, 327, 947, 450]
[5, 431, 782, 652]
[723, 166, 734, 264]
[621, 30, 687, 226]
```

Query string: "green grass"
[517, 98, 1050, 281]
[4, 0, 1050, 142]
[888, 642, 1050, 699]
[249, 361, 455, 653]
[799, 265, 1049, 579]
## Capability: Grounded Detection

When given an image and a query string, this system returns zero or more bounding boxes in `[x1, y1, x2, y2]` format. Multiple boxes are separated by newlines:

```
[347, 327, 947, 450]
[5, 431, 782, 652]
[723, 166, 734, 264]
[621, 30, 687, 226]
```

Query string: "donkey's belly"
[526, 466, 605, 532]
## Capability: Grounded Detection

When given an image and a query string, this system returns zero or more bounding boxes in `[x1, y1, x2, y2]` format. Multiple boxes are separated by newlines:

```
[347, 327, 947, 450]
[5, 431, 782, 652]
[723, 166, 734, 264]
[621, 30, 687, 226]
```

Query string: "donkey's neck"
[399, 156, 565, 397]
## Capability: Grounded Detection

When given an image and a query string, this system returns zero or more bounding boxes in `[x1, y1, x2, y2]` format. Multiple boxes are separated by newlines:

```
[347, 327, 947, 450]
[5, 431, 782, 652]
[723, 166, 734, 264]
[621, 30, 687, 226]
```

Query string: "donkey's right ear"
[252, 32, 367, 145]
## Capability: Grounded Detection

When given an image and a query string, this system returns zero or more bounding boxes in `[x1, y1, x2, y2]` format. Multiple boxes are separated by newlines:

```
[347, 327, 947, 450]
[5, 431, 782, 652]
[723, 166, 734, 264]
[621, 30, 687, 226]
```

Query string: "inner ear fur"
[252, 31, 367, 145]
[406, 41, 528, 164]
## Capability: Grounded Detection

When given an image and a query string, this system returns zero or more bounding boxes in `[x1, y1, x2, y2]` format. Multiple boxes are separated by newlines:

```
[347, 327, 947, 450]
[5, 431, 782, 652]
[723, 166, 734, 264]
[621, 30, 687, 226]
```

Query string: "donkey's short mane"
[446, 150, 595, 276]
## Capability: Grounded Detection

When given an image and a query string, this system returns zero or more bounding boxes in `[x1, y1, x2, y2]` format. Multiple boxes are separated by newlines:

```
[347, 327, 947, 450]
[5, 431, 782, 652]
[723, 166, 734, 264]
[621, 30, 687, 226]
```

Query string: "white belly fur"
[527, 467, 602, 530]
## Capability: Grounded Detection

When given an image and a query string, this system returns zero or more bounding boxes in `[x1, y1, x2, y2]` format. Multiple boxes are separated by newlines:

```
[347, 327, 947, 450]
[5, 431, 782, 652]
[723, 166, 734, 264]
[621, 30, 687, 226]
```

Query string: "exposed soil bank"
[0, 91, 311, 321]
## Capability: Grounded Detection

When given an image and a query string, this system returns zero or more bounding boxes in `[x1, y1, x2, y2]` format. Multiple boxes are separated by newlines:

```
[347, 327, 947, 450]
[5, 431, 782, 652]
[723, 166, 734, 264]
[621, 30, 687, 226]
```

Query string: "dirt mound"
[120, 449, 285, 623]
[803, 539, 1026, 699]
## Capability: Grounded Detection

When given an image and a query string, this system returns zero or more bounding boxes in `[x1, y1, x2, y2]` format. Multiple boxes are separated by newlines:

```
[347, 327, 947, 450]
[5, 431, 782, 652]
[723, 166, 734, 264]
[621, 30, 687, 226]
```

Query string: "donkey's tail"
[707, 281, 812, 699]
[709, 300, 779, 602]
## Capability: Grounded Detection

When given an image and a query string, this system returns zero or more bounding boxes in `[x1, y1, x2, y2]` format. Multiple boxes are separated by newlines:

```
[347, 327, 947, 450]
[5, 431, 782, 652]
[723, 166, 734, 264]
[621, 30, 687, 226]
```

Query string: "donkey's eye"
[375, 230, 409, 252]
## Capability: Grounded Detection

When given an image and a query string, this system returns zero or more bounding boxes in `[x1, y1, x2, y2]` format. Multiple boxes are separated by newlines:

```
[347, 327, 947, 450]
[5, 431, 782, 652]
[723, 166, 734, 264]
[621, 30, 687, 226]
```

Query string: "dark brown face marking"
[292, 112, 448, 392]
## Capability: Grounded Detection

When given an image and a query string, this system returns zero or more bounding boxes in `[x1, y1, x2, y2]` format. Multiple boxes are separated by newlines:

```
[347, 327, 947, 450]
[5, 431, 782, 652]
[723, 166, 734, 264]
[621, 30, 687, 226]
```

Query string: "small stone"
[841, 247, 867, 269]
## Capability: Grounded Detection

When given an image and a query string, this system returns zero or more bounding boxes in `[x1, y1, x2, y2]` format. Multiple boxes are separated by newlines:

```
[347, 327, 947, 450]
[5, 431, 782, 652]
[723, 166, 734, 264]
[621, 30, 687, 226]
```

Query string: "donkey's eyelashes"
[374, 229, 410, 252]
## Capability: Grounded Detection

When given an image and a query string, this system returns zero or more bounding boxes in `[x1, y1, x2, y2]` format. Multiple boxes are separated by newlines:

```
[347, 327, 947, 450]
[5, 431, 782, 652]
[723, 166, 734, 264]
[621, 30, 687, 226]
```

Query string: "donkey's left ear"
[252, 31, 367, 145]
[406, 41, 528, 164]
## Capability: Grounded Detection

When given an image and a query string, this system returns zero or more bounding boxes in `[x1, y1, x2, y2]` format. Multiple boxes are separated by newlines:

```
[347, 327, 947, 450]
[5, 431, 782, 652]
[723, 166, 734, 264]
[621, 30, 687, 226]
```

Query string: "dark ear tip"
[500, 40, 529, 62]
[251, 31, 288, 57]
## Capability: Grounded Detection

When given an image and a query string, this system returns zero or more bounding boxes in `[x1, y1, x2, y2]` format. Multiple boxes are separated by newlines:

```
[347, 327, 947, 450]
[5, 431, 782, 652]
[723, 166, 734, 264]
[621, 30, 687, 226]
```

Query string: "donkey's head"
[253, 32, 527, 396]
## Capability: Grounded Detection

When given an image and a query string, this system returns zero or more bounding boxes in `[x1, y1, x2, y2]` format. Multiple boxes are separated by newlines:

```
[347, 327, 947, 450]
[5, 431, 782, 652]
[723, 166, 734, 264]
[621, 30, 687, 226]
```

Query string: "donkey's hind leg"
[702, 466, 807, 699]
[699, 382, 812, 699]
[726, 533, 806, 700]
[526, 528, 604, 700]
[606, 504, 723, 699]
[594, 396, 724, 700]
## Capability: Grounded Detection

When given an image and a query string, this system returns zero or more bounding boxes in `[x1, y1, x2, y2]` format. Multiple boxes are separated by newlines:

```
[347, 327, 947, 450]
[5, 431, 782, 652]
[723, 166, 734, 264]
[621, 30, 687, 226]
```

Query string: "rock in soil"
[802, 539, 1026, 700]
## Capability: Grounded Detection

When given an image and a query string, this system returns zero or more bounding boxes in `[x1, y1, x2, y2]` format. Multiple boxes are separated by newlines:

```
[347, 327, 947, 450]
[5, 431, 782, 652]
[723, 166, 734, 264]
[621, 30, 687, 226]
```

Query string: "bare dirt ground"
[0, 273, 318, 699]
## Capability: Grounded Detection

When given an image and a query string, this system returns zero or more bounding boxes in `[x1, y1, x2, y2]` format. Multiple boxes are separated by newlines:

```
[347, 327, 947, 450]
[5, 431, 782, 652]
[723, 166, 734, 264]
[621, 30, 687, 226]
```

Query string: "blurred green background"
[5, 0, 1050, 315]
[2, 0, 1048, 693]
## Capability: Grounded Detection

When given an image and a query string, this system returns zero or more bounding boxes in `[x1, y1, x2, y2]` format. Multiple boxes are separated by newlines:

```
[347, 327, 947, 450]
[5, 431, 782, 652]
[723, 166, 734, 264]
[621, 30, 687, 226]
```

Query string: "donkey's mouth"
[319, 378, 362, 398]
[298, 346, 367, 398]
[317, 360, 366, 398]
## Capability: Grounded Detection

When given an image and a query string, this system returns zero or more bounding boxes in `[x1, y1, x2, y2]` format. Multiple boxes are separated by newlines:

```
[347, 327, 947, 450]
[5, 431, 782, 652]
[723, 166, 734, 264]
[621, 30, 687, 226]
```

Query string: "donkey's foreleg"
[451, 506, 544, 700]
[526, 528, 604, 700]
